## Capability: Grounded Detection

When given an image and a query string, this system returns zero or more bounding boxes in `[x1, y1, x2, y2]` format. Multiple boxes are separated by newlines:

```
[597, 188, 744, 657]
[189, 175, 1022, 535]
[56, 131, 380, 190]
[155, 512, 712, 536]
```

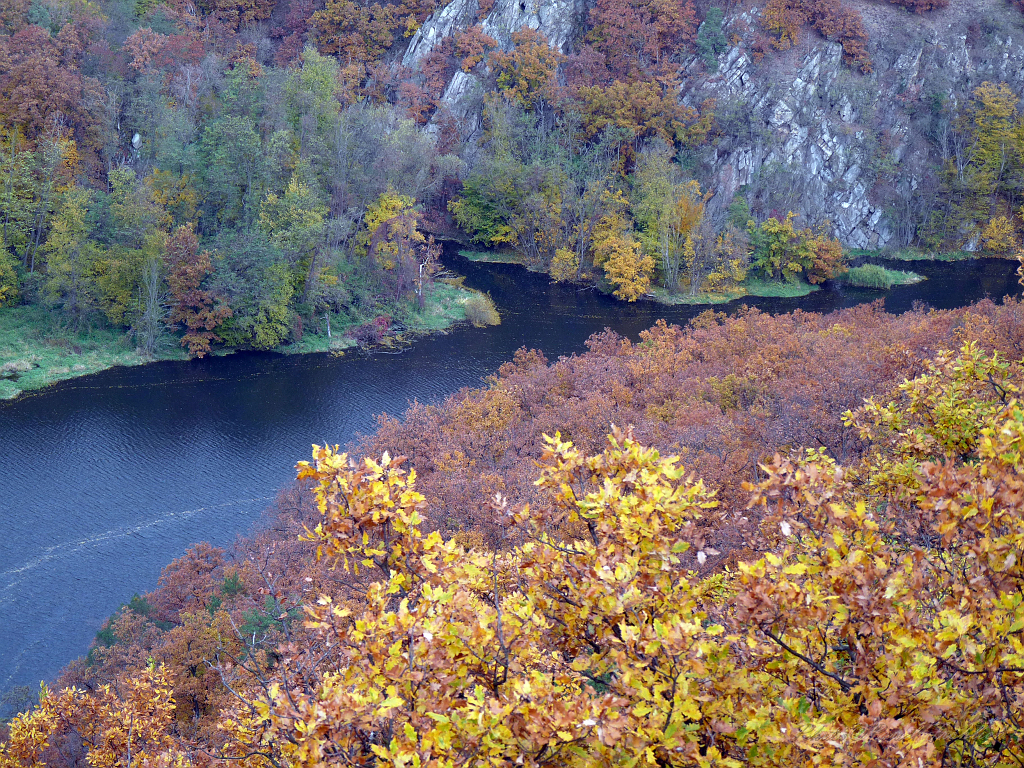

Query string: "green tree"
[695, 6, 727, 71]
[108, 167, 166, 250]
[214, 234, 294, 350]
[631, 147, 703, 292]
[200, 115, 264, 226]
[258, 175, 328, 304]
[750, 213, 845, 284]
[0, 129, 35, 263]
[42, 184, 100, 326]
[0, 243, 18, 307]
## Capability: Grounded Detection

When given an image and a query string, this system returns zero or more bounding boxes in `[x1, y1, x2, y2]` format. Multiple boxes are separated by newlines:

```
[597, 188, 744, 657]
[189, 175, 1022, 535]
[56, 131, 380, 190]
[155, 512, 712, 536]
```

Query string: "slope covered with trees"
[4, 0, 1024, 398]
[4, 0, 1024, 761]
[4, 0, 998, 398]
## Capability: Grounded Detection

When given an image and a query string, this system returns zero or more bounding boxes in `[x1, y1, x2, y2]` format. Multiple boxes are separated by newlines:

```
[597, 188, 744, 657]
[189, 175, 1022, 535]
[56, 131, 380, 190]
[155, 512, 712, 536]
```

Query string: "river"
[0, 250, 1021, 704]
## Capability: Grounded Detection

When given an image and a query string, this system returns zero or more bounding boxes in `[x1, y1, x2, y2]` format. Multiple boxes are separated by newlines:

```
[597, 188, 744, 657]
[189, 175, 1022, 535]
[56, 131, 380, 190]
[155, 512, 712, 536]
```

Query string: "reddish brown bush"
[760, 0, 871, 72]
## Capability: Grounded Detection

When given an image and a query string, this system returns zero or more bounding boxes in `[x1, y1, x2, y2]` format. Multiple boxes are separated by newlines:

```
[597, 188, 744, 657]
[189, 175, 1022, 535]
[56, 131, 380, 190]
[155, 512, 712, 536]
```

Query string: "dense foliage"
[1, 0, 881, 352]
[5, 0, 1024, 762]
[1, 0, 998, 337]
[6, 296, 1024, 765]
[4, 297, 1024, 766]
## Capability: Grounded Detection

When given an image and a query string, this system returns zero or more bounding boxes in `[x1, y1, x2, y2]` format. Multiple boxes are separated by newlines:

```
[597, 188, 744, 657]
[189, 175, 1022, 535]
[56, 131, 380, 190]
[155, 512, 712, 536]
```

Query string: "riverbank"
[849, 247, 979, 262]
[458, 249, 524, 265]
[0, 282, 487, 400]
[648, 277, 821, 306]
[1, 253, 1021, 698]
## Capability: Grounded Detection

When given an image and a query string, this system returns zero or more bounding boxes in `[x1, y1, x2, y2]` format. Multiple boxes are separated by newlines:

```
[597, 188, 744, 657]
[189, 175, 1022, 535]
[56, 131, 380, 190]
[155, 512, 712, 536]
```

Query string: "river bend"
[0, 252, 1020, 702]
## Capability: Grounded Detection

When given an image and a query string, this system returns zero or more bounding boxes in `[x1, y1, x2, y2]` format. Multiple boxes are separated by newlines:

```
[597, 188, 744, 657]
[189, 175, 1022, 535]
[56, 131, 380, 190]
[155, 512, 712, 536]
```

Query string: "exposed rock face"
[403, 0, 480, 68]
[406, 0, 1024, 248]
[681, 1, 1024, 249]
[685, 38, 895, 249]
[479, 0, 587, 53]
[405, 0, 587, 144]
[403, 0, 586, 69]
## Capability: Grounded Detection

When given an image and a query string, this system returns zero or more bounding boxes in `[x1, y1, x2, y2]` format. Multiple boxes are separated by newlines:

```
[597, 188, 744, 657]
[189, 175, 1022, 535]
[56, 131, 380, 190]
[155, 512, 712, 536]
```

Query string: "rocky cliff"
[403, 0, 1024, 249]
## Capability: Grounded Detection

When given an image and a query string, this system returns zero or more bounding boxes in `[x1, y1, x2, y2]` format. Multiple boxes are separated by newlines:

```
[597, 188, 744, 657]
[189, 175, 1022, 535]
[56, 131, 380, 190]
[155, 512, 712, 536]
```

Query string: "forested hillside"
[5, 0, 1024, 391]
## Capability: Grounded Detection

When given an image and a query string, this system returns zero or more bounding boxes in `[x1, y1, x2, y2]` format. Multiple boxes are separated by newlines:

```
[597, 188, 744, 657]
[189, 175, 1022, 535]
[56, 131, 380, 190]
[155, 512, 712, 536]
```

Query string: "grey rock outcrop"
[403, 0, 480, 69]
[479, 0, 587, 53]
[682, 0, 1024, 248]
[403, 0, 586, 69]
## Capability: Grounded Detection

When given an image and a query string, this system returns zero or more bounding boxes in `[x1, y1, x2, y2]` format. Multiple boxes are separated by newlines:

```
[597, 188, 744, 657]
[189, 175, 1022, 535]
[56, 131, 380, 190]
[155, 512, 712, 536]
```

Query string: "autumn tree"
[490, 27, 563, 114]
[0, 24, 105, 175]
[934, 81, 1024, 248]
[739, 342, 1024, 766]
[759, 0, 871, 72]
[0, 666, 178, 768]
[165, 223, 232, 357]
[586, 0, 696, 80]
[454, 25, 497, 72]
[631, 147, 705, 292]
[9, 301, 1024, 764]
[591, 195, 654, 301]
[309, 0, 399, 66]
[750, 212, 845, 284]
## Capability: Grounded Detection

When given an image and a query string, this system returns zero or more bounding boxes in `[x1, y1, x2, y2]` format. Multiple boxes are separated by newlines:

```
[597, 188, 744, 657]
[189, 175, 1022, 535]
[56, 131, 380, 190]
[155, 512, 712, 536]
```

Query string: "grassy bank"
[649, 278, 820, 306]
[0, 283, 492, 401]
[847, 248, 975, 262]
[839, 264, 924, 289]
[648, 287, 742, 305]
[741, 278, 821, 298]
[458, 249, 524, 265]
[0, 305, 188, 400]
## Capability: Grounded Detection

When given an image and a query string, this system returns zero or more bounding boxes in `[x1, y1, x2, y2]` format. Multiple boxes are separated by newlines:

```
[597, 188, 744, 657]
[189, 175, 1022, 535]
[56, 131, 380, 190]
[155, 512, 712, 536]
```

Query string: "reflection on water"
[0, 248, 1020, 699]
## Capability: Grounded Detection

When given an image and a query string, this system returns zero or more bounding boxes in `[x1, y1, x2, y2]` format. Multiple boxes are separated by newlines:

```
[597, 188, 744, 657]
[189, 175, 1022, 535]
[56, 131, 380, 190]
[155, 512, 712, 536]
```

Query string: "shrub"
[696, 6, 728, 71]
[462, 291, 500, 326]
[840, 263, 922, 289]
[0, 251, 19, 308]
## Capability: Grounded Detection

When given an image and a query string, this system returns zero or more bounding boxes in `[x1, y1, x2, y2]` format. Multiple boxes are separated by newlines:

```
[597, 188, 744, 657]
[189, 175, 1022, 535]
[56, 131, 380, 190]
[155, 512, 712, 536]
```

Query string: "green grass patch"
[741, 278, 821, 298]
[839, 264, 924, 289]
[277, 282, 492, 355]
[275, 333, 356, 355]
[460, 290, 501, 327]
[647, 286, 743, 305]
[406, 281, 492, 332]
[0, 305, 187, 400]
[874, 248, 974, 262]
[458, 249, 523, 265]
[647, 278, 819, 305]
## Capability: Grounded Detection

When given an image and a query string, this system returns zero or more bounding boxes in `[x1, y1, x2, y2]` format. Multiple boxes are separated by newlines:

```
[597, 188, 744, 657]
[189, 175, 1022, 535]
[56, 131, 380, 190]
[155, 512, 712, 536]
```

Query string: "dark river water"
[1, 250, 1021, 703]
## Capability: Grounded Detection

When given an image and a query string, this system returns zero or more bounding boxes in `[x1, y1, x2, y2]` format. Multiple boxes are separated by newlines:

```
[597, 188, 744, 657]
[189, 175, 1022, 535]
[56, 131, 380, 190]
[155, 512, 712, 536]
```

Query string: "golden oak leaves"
[9, 332, 1024, 768]
[271, 432, 773, 768]
[0, 667, 177, 768]
[741, 345, 1024, 767]
[846, 341, 1022, 505]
